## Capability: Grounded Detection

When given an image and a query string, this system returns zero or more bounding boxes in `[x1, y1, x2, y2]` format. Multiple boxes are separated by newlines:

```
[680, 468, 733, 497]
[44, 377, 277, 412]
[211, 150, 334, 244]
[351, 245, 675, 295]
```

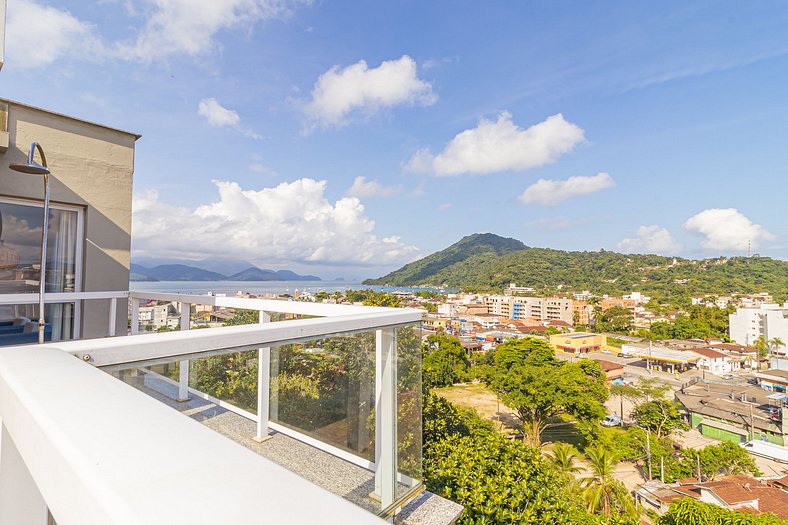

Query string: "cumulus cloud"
[197, 98, 261, 138]
[302, 55, 436, 130]
[345, 176, 404, 199]
[617, 225, 681, 255]
[684, 208, 775, 251]
[518, 172, 614, 206]
[198, 98, 240, 127]
[7, 0, 304, 67]
[117, 0, 295, 62]
[6, 0, 106, 68]
[132, 179, 419, 265]
[407, 113, 585, 176]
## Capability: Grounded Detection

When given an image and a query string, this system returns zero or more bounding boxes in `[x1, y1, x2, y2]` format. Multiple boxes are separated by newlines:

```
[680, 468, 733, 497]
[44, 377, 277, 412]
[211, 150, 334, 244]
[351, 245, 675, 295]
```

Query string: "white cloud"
[345, 176, 404, 199]
[518, 172, 614, 206]
[132, 179, 419, 265]
[197, 98, 261, 138]
[303, 55, 436, 130]
[684, 208, 775, 251]
[438, 203, 452, 211]
[198, 98, 240, 127]
[617, 225, 681, 255]
[117, 0, 295, 62]
[407, 112, 585, 176]
[6, 0, 105, 68]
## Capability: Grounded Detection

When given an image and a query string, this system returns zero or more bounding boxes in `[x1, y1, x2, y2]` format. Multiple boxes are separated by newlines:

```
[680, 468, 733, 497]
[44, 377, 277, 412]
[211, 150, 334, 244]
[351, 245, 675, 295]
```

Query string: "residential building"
[593, 359, 624, 384]
[729, 303, 788, 347]
[708, 343, 758, 370]
[755, 370, 788, 393]
[677, 382, 786, 445]
[692, 347, 736, 375]
[573, 300, 593, 325]
[0, 98, 138, 343]
[636, 477, 788, 518]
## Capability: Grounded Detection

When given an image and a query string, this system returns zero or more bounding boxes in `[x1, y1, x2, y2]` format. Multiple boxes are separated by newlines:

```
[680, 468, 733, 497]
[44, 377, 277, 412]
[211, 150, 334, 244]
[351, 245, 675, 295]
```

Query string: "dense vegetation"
[365, 233, 788, 302]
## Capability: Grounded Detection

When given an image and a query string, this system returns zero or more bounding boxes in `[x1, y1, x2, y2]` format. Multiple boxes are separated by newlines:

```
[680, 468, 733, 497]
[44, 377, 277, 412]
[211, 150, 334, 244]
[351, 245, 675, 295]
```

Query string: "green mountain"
[364, 233, 788, 302]
[366, 233, 526, 287]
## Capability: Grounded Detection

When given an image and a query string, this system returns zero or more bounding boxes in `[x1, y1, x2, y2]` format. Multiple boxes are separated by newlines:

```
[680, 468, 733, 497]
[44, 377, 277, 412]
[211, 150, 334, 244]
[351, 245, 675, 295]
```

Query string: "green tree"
[632, 399, 688, 439]
[422, 333, 470, 387]
[487, 339, 608, 447]
[596, 306, 633, 333]
[549, 442, 584, 481]
[425, 434, 589, 525]
[681, 441, 761, 481]
[658, 497, 788, 525]
[223, 308, 259, 326]
[580, 446, 636, 518]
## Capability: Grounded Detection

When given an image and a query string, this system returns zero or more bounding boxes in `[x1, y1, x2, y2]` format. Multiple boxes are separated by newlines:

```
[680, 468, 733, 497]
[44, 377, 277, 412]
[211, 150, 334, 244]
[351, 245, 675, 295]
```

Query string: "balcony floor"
[116, 369, 463, 524]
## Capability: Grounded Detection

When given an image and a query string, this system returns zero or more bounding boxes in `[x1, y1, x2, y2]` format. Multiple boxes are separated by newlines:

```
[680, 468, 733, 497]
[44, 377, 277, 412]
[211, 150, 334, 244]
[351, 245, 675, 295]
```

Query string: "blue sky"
[2, 1, 787, 279]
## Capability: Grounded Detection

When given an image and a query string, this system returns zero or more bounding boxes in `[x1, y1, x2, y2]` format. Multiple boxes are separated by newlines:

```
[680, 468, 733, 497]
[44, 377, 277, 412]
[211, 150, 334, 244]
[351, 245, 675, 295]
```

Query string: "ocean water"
[129, 280, 451, 296]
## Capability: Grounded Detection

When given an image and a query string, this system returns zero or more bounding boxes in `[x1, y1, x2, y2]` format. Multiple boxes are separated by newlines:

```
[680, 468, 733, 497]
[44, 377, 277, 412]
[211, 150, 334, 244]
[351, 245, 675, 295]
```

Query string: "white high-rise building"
[729, 303, 788, 349]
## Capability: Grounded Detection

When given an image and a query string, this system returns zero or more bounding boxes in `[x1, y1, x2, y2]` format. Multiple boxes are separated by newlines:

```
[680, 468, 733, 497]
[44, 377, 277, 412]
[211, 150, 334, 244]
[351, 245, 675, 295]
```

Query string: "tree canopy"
[486, 339, 608, 446]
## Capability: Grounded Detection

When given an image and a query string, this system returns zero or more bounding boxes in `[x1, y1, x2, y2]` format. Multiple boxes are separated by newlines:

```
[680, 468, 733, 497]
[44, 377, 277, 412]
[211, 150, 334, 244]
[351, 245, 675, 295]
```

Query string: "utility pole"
[750, 402, 755, 441]
[646, 428, 653, 481]
[696, 453, 701, 481]
[660, 456, 665, 483]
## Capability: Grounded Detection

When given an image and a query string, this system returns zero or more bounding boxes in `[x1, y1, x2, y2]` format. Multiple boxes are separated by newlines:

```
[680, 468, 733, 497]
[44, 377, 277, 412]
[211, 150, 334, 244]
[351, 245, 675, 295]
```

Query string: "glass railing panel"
[101, 321, 423, 516]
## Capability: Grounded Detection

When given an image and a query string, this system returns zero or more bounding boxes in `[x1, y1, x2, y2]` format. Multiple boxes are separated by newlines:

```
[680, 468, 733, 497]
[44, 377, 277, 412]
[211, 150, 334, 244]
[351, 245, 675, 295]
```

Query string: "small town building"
[756, 370, 788, 393]
[550, 332, 606, 354]
[593, 359, 624, 384]
[692, 347, 736, 375]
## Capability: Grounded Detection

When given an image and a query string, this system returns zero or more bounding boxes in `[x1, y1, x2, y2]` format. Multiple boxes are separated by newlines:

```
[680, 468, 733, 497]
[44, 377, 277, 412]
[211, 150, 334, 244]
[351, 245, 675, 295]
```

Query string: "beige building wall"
[0, 99, 139, 338]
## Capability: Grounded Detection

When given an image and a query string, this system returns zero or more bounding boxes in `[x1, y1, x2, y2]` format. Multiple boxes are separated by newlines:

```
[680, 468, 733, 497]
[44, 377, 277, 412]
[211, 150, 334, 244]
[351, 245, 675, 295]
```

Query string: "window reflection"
[0, 200, 80, 343]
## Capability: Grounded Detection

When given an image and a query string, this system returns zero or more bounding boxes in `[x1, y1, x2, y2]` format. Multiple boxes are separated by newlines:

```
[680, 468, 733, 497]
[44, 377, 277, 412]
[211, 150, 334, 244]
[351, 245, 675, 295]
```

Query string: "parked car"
[600, 349, 612, 354]
[748, 378, 759, 385]
[722, 373, 735, 380]
[601, 415, 623, 427]
[617, 353, 635, 359]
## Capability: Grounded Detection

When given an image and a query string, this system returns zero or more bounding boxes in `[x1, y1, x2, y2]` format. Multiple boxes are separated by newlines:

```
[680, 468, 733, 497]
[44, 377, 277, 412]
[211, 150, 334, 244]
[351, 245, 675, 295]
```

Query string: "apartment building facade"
[729, 303, 788, 348]
[0, 98, 139, 342]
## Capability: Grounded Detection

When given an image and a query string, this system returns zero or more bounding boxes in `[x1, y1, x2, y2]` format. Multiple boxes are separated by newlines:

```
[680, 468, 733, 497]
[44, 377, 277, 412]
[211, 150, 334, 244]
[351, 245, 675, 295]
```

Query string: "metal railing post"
[254, 311, 272, 442]
[177, 303, 191, 402]
[130, 298, 140, 335]
[108, 297, 118, 337]
[374, 328, 397, 509]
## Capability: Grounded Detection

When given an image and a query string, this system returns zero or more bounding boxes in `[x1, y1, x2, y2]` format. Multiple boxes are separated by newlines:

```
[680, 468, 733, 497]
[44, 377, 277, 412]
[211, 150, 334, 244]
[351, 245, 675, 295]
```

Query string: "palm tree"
[769, 337, 785, 357]
[580, 446, 637, 518]
[754, 336, 769, 370]
[549, 442, 583, 481]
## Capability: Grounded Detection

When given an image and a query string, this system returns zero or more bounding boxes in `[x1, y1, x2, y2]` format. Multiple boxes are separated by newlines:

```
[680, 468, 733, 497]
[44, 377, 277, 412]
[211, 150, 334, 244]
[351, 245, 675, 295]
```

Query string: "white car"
[722, 373, 735, 380]
[601, 415, 623, 427]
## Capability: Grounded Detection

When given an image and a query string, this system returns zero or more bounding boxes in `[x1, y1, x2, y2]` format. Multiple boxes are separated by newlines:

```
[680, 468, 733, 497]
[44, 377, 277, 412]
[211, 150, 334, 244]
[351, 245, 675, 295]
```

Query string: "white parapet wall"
[0, 345, 388, 525]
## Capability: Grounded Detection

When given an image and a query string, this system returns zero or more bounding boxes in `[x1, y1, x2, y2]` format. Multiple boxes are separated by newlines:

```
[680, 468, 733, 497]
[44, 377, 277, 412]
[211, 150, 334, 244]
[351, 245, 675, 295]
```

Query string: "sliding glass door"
[0, 197, 83, 343]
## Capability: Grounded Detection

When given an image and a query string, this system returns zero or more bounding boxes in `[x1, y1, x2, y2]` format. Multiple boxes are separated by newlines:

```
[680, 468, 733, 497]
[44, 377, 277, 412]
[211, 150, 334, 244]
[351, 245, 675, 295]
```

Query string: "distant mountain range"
[130, 260, 321, 282]
[363, 233, 788, 301]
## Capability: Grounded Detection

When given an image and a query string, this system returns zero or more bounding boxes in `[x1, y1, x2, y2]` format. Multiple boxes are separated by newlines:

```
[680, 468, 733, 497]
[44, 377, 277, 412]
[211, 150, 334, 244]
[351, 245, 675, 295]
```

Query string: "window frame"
[0, 195, 86, 338]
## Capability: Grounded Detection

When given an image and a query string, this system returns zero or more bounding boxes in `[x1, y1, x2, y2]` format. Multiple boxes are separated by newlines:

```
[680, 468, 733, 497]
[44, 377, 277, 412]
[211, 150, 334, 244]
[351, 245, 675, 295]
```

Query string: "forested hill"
[366, 233, 526, 287]
[363, 233, 788, 302]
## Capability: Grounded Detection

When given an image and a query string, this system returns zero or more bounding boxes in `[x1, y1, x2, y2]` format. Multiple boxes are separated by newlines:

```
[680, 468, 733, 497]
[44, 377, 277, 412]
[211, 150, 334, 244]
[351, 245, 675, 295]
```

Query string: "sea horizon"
[129, 280, 451, 296]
